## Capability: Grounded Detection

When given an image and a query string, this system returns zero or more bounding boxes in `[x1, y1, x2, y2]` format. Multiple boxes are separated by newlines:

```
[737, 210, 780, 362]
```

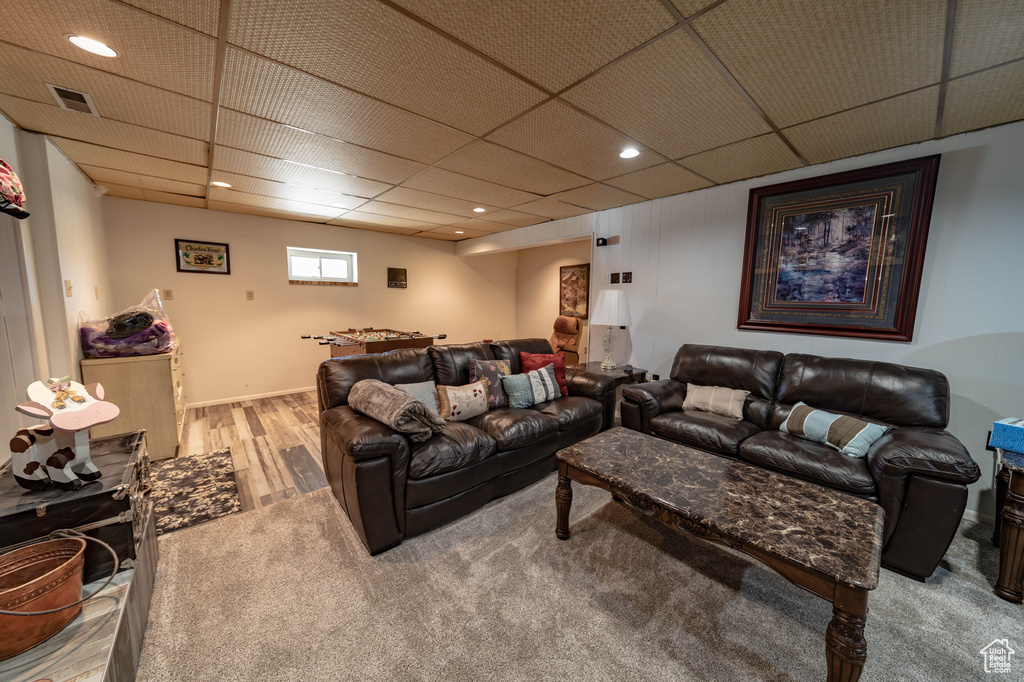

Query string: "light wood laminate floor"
[178, 391, 327, 512]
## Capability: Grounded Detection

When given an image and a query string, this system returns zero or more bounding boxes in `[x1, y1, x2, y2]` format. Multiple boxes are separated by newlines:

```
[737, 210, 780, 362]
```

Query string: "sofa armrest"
[566, 370, 617, 430]
[320, 406, 410, 554]
[867, 427, 981, 486]
[620, 379, 686, 433]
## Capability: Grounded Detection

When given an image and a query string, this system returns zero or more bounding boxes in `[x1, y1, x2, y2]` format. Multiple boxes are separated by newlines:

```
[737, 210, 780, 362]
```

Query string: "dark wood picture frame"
[175, 238, 230, 275]
[559, 263, 590, 320]
[737, 155, 940, 342]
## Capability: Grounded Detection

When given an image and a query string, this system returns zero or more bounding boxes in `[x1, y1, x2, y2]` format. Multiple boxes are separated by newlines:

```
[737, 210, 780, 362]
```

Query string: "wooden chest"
[0, 431, 150, 583]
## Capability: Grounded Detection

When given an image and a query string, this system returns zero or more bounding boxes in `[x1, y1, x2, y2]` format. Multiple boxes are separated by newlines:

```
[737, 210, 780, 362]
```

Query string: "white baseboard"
[188, 386, 316, 409]
[963, 508, 995, 526]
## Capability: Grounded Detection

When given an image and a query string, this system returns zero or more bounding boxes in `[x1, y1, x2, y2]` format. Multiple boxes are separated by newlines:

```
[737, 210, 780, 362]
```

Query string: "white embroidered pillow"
[682, 384, 749, 421]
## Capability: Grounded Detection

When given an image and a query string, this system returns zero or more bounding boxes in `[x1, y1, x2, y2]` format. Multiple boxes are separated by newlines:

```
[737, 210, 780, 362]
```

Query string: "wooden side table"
[567, 361, 648, 387]
[994, 449, 1024, 602]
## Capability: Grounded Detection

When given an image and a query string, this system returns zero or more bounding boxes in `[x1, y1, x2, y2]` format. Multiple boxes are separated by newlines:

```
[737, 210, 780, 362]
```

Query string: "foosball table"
[303, 328, 445, 358]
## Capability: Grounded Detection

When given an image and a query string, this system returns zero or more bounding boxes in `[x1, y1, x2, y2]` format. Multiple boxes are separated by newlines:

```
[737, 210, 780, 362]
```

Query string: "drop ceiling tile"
[333, 211, 439, 230]
[0, 96, 206, 165]
[79, 165, 205, 196]
[208, 200, 332, 223]
[50, 137, 208, 184]
[472, 209, 547, 228]
[668, 0, 714, 18]
[562, 29, 771, 158]
[550, 183, 645, 211]
[212, 147, 391, 198]
[390, 0, 675, 92]
[373, 187, 498, 217]
[211, 171, 367, 210]
[228, 0, 545, 135]
[0, 43, 211, 139]
[101, 183, 145, 200]
[604, 162, 712, 199]
[412, 231, 464, 241]
[950, 0, 1024, 77]
[142, 190, 206, 208]
[325, 218, 420, 235]
[680, 134, 802, 185]
[209, 187, 344, 218]
[221, 49, 473, 164]
[943, 62, 1024, 137]
[511, 198, 591, 220]
[358, 201, 463, 225]
[486, 99, 663, 181]
[0, 0, 216, 101]
[402, 168, 541, 208]
[120, 0, 221, 36]
[216, 110, 424, 184]
[418, 225, 491, 240]
[449, 218, 523, 233]
[785, 87, 939, 164]
[691, 0, 945, 128]
[437, 140, 589, 195]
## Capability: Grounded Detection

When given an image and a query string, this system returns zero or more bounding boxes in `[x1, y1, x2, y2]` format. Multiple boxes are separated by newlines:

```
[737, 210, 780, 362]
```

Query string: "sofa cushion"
[738, 430, 878, 497]
[649, 410, 762, 456]
[436, 380, 490, 422]
[780, 402, 889, 457]
[491, 338, 556, 374]
[502, 365, 561, 408]
[408, 422, 497, 479]
[428, 342, 495, 386]
[520, 351, 568, 396]
[467, 408, 558, 450]
[683, 384, 749, 420]
[468, 359, 511, 409]
[530, 396, 602, 432]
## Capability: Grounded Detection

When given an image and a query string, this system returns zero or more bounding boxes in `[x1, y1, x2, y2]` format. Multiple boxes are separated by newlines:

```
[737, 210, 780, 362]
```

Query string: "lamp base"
[601, 327, 618, 370]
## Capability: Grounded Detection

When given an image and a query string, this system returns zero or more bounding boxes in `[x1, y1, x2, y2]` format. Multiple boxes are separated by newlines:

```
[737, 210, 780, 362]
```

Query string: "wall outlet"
[610, 272, 620, 284]
[622, 272, 632, 283]
[163, 289, 173, 301]
[652, 374, 660, 381]
[246, 290, 254, 301]
[64, 279, 73, 297]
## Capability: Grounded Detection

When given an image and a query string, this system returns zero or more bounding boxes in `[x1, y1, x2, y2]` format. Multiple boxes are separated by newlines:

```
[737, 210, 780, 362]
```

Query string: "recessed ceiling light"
[619, 148, 640, 159]
[454, 230, 464, 234]
[211, 181, 232, 188]
[67, 35, 118, 57]
[473, 207, 486, 213]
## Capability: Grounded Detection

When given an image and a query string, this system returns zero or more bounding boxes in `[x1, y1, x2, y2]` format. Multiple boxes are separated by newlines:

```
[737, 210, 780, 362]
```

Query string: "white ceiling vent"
[46, 83, 99, 116]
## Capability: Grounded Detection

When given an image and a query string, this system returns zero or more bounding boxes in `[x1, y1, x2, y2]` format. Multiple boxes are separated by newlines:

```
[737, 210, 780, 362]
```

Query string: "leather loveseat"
[621, 344, 981, 580]
[316, 338, 616, 554]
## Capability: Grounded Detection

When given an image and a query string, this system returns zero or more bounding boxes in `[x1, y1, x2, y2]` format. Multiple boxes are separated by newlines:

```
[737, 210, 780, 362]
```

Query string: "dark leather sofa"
[621, 344, 981, 581]
[316, 338, 617, 554]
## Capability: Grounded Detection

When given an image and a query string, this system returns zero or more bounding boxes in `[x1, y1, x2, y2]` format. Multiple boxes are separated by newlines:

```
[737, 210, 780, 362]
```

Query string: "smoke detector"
[46, 84, 99, 116]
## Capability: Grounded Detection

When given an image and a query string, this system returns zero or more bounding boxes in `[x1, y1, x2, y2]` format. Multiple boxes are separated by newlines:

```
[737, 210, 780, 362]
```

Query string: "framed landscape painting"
[559, 264, 590, 319]
[737, 155, 940, 341]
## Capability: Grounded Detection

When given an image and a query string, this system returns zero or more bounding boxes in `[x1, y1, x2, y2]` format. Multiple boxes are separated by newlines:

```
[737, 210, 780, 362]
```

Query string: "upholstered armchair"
[549, 316, 581, 365]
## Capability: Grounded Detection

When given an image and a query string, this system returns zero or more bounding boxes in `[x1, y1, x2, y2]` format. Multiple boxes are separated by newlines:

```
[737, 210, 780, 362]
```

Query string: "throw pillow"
[436, 379, 490, 422]
[501, 365, 561, 408]
[780, 402, 889, 458]
[468, 359, 512, 409]
[519, 352, 568, 396]
[682, 384, 749, 421]
[395, 380, 440, 413]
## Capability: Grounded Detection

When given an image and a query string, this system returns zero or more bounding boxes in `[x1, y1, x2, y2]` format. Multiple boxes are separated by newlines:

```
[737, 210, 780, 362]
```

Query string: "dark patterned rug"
[149, 449, 242, 535]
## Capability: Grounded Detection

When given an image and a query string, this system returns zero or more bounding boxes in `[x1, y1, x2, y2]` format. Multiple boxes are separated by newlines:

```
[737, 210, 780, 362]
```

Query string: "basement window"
[287, 247, 358, 286]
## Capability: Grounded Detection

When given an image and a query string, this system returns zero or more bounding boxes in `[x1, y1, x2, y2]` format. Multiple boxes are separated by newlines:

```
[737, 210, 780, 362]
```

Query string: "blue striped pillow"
[780, 402, 889, 458]
[501, 365, 561, 408]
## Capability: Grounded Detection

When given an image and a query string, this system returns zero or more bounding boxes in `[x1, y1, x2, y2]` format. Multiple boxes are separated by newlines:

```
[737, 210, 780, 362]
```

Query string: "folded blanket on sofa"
[349, 379, 446, 442]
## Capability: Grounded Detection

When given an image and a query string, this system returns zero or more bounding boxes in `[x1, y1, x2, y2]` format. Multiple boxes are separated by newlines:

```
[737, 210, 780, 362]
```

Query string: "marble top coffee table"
[556, 427, 884, 682]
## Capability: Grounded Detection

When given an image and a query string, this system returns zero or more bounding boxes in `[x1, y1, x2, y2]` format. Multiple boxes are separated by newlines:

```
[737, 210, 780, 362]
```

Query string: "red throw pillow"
[519, 352, 568, 396]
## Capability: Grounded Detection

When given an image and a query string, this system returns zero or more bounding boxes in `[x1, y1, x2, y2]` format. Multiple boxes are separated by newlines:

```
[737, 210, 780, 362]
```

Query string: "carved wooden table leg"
[993, 464, 1010, 545]
[556, 463, 573, 540]
[995, 468, 1024, 602]
[825, 585, 868, 682]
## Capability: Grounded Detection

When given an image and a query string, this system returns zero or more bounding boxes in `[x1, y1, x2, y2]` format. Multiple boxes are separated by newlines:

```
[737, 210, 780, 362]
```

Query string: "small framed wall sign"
[387, 267, 407, 288]
[175, 238, 230, 275]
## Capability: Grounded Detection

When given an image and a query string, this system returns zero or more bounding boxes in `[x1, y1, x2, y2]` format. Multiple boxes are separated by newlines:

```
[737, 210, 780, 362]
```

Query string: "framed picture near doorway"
[737, 155, 940, 341]
[559, 263, 590, 319]
[175, 238, 230, 275]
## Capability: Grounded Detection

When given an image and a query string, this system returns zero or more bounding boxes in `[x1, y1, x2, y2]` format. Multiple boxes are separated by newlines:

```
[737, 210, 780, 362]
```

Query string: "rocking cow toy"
[10, 377, 120, 491]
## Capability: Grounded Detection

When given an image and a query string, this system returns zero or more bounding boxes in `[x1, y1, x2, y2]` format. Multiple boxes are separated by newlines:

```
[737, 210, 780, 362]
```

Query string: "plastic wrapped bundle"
[79, 289, 177, 357]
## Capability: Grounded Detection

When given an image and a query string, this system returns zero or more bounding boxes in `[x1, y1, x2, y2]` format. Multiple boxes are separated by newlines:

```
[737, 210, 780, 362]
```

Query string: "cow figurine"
[10, 377, 120, 491]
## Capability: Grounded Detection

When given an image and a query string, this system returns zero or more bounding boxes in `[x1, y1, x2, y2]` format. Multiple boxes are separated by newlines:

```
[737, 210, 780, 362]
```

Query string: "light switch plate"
[610, 273, 620, 284]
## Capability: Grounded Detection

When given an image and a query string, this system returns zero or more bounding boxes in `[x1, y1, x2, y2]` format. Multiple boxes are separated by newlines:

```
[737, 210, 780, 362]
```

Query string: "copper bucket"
[0, 531, 117, 660]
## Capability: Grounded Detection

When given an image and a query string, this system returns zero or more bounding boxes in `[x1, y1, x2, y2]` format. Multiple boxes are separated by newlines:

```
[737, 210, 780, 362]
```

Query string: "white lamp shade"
[591, 288, 631, 326]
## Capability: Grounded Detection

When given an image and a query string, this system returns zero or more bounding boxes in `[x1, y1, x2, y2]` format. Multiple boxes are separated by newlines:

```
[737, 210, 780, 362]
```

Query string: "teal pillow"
[501, 365, 560, 408]
[395, 380, 439, 413]
[780, 402, 889, 458]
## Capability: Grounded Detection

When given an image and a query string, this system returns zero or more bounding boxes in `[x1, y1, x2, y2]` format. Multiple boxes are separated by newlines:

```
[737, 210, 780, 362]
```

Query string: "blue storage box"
[990, 418, 1024, 455]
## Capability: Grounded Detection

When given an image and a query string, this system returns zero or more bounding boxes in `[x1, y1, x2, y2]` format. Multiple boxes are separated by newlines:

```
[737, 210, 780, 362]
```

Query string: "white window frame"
[287, 246, 358, 286]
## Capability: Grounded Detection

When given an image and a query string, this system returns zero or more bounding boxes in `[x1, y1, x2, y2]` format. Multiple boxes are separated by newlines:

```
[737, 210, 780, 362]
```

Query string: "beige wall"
[101, 198, 518, 405]
[515, 239, 591, 362]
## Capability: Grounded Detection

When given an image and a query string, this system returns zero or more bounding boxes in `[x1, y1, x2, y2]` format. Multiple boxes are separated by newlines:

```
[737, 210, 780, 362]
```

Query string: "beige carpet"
[137, 475, 1020, 681]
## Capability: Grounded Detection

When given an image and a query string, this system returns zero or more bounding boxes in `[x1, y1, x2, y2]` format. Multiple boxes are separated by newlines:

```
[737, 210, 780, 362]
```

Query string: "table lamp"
[591, 288, 631, 370]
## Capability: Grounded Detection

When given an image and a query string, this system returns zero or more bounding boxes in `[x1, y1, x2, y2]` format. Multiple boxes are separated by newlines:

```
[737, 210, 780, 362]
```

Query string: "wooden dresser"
[81, 346, 186, 460]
